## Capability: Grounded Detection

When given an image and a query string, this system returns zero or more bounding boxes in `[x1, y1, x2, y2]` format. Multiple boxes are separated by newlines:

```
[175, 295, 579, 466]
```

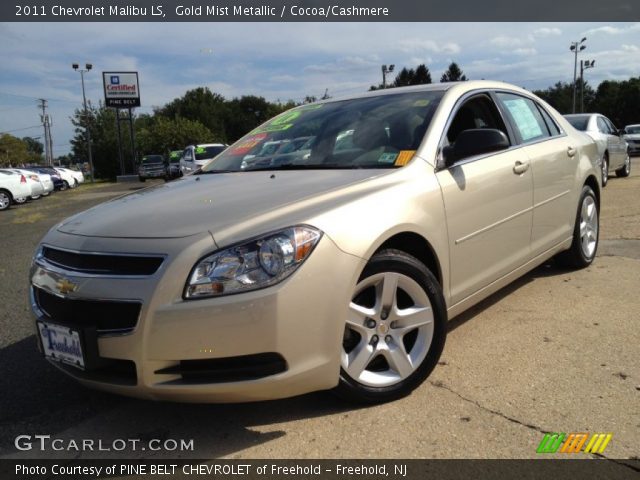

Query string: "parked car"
[56, 167, 84, 186]
[138, 154, 167, 182]
[11, 168, 54, 197]
[27, 166, 66, 191]
[50, 167, 78, 189]
[179, 143, 226, 173]
[166, 150, 183, 180]
[30, 81, 601, 403]
[0, 170, 31, 210]
[564, 113, 630, 186]
[623, 124, 640, 156]
[2, 168, 45, 201]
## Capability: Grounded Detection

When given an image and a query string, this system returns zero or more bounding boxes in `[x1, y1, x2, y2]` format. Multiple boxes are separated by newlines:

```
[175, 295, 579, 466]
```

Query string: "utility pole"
[73, 63, 95, 182]
[38, 99, 52, 166]
[381, 64, 395, 89]
[570, 38, 587, 114]
[580, 59, 595, 114]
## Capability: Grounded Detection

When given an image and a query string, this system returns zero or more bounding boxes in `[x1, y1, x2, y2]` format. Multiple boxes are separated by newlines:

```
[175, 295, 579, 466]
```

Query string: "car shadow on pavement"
[446, 260, 566, 333]
[0, 336, 361, 459]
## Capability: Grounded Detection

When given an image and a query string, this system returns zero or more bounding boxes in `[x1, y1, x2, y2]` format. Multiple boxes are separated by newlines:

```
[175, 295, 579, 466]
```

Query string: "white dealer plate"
[37, 322, 85, 369]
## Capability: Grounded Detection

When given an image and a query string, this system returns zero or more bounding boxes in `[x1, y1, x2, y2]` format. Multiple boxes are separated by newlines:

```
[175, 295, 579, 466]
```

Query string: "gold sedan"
[30, 81, 600, 403]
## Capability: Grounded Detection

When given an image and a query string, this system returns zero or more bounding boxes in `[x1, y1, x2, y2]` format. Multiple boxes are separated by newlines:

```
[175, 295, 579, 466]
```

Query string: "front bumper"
[30, 230, 364, 402]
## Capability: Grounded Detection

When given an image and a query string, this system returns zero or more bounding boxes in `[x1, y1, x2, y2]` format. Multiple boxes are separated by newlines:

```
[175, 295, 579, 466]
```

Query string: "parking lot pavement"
[1, 165, 638, 461]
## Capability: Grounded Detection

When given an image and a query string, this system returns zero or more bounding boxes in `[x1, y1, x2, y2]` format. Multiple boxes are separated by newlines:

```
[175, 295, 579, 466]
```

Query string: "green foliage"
[440, 62, 467, 82]
[137, 116, 215, 155]
[370, 64, 433, 90]
[0, 134, 30, 167]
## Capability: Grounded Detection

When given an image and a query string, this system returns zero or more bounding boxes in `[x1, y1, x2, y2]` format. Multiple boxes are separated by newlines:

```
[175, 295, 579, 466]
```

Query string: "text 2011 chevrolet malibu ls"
[31, 81, 601, 403]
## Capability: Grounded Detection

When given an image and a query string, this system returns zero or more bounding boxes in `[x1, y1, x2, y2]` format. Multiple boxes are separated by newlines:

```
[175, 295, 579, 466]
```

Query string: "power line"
[0, 125, 43, 134]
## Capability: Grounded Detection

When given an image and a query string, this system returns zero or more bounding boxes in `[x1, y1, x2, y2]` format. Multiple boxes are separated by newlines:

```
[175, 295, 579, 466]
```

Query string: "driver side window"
[446, 95, 508, 146]
[183, 148, 193, 161]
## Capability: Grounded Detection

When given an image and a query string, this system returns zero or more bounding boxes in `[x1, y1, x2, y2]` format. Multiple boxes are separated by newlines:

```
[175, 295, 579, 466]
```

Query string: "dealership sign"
[102, 71, 140, 107]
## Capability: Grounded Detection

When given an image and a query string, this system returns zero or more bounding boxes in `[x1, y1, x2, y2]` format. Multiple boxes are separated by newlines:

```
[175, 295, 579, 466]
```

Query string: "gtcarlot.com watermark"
[15, 435, 194, 452]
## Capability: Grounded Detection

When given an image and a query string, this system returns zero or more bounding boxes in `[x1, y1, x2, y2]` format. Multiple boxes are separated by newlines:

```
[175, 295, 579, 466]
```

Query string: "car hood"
[57, 170, 391, 240]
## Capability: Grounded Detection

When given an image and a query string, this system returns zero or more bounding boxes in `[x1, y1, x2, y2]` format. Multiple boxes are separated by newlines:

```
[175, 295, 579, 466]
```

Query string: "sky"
[0, 22, 639, 158]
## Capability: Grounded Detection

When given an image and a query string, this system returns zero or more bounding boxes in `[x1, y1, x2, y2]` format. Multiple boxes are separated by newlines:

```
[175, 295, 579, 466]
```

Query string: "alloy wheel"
[579, 195, 598, 259]
[342, 272, 434, 387]
[0, 192, 10, 210]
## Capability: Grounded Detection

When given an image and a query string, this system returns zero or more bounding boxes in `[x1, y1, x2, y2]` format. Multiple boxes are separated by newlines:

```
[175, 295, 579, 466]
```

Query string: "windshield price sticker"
[229, 133, 268, 155]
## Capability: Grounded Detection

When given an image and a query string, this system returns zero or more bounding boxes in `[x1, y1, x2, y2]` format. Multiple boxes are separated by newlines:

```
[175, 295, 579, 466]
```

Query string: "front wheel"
[60, 181, 68, 191]
[601, 153, 609, 187]
[616, 152, 631, 177]
[555, 185, 599, 268]
[335, 249, 447, 403]
[0, 190, 11, 211]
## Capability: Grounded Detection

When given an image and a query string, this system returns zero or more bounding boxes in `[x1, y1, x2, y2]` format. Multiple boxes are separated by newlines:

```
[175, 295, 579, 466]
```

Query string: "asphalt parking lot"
[0, 165, 638, 461]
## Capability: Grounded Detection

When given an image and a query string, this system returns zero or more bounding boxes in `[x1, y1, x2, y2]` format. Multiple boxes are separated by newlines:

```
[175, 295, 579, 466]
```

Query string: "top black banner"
[3, 0, 640, 22]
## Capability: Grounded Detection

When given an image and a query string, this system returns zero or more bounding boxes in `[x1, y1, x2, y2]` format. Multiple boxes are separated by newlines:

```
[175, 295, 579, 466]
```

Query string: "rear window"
[565, 116, 590, 131]
[195, 146, 226, 161]
[625, 125, 640, 134]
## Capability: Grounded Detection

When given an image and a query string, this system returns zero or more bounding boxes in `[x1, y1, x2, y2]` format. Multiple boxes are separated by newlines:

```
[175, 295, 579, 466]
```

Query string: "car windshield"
[142, 155, 164, 164]
[625, 126, 640, 134]
[565, 115, 590, 131]
[201, 90, 444, 172]
[195, 146, 225, 160]
[169, 151, 182, 163]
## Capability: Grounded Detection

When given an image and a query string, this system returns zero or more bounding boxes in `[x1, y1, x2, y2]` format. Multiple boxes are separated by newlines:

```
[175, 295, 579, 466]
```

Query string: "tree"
[440, 62, 468, 82]
[222, 95, 285, 142]
[137, 117, 215, 155]
[413, 64, 432, 85]
[0, 134, 30, 167]
[534, 81, 576, 114]
[155, 87, 227, 141]
[22, 136, 44, 164]
[394, 67, 415, 87]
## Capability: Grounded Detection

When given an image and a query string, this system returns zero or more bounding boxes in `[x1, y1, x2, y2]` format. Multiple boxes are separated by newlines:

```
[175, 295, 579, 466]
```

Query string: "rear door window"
[496, 93, 550, 143]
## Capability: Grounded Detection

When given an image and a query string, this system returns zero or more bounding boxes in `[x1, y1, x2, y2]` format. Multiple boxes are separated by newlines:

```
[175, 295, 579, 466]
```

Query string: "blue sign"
[110, 75, 119, 85]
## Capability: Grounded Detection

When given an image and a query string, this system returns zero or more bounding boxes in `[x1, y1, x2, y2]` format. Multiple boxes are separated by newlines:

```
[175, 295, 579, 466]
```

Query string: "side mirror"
[443, 129, 510, 166]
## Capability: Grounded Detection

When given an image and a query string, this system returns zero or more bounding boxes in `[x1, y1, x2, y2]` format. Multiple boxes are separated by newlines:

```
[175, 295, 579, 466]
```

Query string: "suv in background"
[165, 150, 183, 180]
[138, 155, 166, 182]
[179, 143, 226, 174]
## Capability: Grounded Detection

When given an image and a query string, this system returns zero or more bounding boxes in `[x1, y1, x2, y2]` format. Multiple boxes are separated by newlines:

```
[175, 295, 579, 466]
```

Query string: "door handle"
[567, 146, 577, 157]
[513, 161, 530, 175]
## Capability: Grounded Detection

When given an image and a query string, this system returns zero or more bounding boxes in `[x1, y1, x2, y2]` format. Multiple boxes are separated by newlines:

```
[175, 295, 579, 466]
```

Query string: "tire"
[31, 195, 41, 200]
[13, 196, 26, 204]
[139, 177, 146, 182]
[601, 153, 609, 187]
[60, 181, 68, 191]
[555, 185, 599, 269]
[0, 190, 11, 211]
[335, 249, 447, 403]
[615, 152, 631, 177]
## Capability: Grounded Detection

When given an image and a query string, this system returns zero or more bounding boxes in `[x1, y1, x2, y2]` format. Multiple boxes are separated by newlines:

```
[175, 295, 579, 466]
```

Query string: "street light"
[580, 59, 595, 113]
[381, 64, 395, 89]
[570, 37, 587, 114]
[72, 62, 95, 182]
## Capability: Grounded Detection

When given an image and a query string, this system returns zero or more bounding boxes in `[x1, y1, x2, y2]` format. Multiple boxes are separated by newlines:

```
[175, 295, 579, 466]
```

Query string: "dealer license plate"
[37, 322, 85, 369]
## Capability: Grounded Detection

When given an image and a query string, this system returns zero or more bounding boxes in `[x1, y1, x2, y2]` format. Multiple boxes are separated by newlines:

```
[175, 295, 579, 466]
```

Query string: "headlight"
[184, 226, 322, 299]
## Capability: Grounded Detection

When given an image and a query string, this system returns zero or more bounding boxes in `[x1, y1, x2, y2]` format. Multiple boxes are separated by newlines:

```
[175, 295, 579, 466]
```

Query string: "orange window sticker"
[394, 150, 416, 166]
[229, 133, 268, 155]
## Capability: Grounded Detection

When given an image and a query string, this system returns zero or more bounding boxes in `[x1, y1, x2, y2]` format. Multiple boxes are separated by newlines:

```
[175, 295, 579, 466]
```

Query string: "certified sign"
[102, 71, 140, 107]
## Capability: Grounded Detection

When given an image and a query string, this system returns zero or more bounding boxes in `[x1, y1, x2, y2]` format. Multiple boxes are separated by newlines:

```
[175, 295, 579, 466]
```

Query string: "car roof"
[312, 80, 535, 105]
[193, 143, 226, 147]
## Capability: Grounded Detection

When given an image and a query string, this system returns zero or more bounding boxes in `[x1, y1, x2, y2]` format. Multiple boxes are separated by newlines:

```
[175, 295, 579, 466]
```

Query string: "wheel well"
[0, 188, 13, 200]
[374, 232, 442, 285]
[584, 175, 600, 207]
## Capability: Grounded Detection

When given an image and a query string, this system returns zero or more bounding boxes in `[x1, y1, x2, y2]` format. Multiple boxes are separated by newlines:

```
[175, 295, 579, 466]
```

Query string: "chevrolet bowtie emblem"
[56, 278, 78, 295]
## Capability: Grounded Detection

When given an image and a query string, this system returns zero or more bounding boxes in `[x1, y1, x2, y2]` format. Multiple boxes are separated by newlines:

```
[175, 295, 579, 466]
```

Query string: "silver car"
[31, 81, 600, 403]
[564, 113, 631, 186]
[623, 124, 640, 156]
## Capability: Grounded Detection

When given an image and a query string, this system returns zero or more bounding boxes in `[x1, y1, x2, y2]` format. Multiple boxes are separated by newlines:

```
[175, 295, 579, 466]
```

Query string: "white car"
[0, 170, 32, 210]
[57, 167, 84, 185]
[179, 143, 227, 173]
[53, 167, 78, 189]
[623, 124, 640, 156]
[2, 169, 45, 200]
[564, 113, 631, 186]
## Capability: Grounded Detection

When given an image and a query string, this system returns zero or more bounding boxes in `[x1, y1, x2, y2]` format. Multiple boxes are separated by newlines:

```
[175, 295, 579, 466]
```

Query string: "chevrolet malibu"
[31, 81, 601, 403]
